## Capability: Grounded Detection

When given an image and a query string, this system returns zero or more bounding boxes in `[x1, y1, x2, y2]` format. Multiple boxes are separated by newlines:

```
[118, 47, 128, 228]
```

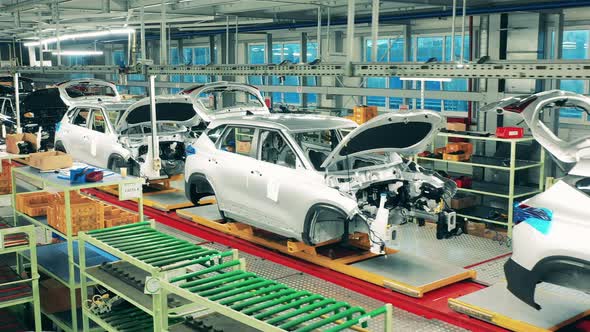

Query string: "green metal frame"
[79, 222, 394, 332]
[11, 166, 145, 332]
[416, 132, 546, 238]
[0, 225, 41, 331]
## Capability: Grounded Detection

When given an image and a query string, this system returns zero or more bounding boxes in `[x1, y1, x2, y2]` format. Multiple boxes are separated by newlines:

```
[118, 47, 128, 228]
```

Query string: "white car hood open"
[320, 110, 443, 169]
[181, 82, 269, 123]
[116, 96, 200, 132]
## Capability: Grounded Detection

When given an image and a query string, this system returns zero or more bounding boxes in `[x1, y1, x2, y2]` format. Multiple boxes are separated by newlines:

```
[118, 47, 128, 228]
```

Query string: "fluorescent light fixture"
[400, 77, 452, 82]
[24, 28, 134, 47]
[51, 50, 104, 56]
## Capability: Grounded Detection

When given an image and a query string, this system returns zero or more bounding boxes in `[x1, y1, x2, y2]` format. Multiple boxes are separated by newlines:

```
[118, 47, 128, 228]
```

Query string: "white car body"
[55, 95, 198, 180]
[500, 90, 590, 309]
[185, 111, 458, 252]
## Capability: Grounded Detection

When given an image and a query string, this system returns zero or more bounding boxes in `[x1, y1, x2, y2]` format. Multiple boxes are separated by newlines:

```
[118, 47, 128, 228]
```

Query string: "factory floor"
[0, 194, 514, 331]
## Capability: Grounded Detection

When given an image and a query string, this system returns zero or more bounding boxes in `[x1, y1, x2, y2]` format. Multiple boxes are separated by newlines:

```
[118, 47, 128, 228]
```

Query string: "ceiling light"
[51, 50, 104, 56]
[24, 28, 135, 47]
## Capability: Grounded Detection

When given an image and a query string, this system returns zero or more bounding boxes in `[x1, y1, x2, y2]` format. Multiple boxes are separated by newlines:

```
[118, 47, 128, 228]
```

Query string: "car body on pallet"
[490, 90, 590, 309]
[184, 111, 459, 254]
[55, 95, 197, 180]
[54, 80, 271, 180]
[20, 78, 121, 150]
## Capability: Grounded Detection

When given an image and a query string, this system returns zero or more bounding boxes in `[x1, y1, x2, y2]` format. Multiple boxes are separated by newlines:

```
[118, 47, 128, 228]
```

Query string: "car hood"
[116, 96, 200, 132]
[181, 82, 269, 123]
[320, 110, 443, 170]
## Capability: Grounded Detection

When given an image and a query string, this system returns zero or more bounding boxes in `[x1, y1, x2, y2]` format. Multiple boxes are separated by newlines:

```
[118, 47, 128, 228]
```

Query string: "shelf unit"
[79, 222, 393, 332]
[0, 224, 41, 331]
[416, 132, 545, 237]
[11, 165, 145, 332]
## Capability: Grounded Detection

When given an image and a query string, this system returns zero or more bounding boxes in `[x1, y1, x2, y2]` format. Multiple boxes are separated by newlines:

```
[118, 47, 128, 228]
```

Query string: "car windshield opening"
[197, 88, 263, 112]
[293, 128, 389, 171]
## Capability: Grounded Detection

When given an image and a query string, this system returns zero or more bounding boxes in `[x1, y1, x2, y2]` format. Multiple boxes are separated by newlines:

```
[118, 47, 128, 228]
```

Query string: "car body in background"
[184, 111, 458, 253]
[179, 81, 270, 133]
[55, 95, 199, 180]
[0, 75, 35, 94]
[20, 78, 120, 150]
[499, 90, 590, 309]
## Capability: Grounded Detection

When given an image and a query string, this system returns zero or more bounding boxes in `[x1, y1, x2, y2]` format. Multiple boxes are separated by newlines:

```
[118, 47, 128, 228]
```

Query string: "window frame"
[89, 108, 111, 135]
[257, 128, 303, 170]
[217, 125, 260, 159]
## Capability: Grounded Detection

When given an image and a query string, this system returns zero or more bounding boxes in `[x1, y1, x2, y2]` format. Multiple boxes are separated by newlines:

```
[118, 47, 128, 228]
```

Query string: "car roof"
[210, 113, 357, 133]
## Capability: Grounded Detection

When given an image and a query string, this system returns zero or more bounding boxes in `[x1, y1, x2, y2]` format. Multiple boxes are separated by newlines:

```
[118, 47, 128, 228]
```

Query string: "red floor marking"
[86, 188, 507, 331]
[463, 252, 513, 269]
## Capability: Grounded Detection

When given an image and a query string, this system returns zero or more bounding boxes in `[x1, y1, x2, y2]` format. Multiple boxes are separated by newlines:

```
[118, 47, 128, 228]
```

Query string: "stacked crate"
[0, 161, 12, 195]
[47, 193, 105, 234]
[16, 192, 138, 234]
[103, 205, 140, 228]
[352, 106, 378, 124]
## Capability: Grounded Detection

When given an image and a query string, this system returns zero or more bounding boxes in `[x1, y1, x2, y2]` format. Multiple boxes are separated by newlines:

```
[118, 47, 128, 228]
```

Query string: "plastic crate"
[47, 201, 105, 235]
[16, 192, 55, 217]
[103, 206, 139, 228]
[496, 126, 524, 139]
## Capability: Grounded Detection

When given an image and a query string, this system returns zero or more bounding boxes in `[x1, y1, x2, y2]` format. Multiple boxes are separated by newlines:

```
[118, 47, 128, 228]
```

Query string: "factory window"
[560, 30, 589, 120]
[443, 36, 470, 113]
[364, 38, 404, 109]
[248, 42, 317, 106]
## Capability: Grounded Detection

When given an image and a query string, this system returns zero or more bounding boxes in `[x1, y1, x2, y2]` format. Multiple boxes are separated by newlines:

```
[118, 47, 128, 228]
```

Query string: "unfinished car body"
[496, 90, 590, 309]
[21, 79, 120, 150]
[180, 81, 269, 129]
[185, 111, 458, 254]
[55, 95, 198, 180]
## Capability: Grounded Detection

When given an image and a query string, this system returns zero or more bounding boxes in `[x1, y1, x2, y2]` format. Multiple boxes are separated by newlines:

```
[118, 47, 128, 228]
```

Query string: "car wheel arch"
[302, 203, 350, 246]
[107, 153, 129, 169]
[534, 255, 590, 288]
[55, 141, 67, 153]
[186, 172, 217, 204]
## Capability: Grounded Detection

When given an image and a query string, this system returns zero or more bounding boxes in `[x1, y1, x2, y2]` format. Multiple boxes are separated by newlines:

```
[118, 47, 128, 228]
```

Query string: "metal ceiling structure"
[0, 0, 579, 40]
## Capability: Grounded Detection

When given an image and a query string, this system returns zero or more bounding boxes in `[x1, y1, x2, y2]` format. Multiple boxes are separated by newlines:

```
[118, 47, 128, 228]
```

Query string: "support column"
[265, 33, 273, 105]
[371, 0, 379, 62]
[301, 32, 308, 108]
[334, 30, 344, 108]
[402, 24, 412, 106]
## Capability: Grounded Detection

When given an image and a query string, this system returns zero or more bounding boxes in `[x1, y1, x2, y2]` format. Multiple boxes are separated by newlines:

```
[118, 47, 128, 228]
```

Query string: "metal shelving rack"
[11, 165, 145, 332]
[79, 222, 393, 332]
[0, 224, 41, 331]
[416, 132, 545, 237]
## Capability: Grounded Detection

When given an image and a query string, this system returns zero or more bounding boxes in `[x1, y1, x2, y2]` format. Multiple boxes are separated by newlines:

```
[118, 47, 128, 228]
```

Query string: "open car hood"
[180, 81, 269, 123]
[116, 96, 200, 132]
[320, 110, 443, 169]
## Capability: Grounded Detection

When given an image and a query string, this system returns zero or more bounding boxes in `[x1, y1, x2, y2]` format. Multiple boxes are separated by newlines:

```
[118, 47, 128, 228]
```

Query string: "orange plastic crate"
[47, 201, 104, 235]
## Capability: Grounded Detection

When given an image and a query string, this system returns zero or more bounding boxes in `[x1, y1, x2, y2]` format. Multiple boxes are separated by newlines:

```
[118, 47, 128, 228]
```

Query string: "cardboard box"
[6, 133, 37, 154]
[466, 221, 486, 237]
[40, 278, 81, 314]
[451, 194, 478, 210]
[29, 151, 73, 171]
[447, 122, 467, 132]
[236, 141, 252, 155]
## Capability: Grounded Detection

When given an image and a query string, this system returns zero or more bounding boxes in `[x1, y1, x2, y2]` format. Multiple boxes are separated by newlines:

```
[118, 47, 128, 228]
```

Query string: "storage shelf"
[16, 212, 69, 239]
[85, 264, 153, 315]
[457, 181, 541, 199]
[437, 132, 536, 143]
[45, 308, 101, 332]
[417, 155, 542, 171]
[456, 205, 508, 226]
[21, 242, 118, 288]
